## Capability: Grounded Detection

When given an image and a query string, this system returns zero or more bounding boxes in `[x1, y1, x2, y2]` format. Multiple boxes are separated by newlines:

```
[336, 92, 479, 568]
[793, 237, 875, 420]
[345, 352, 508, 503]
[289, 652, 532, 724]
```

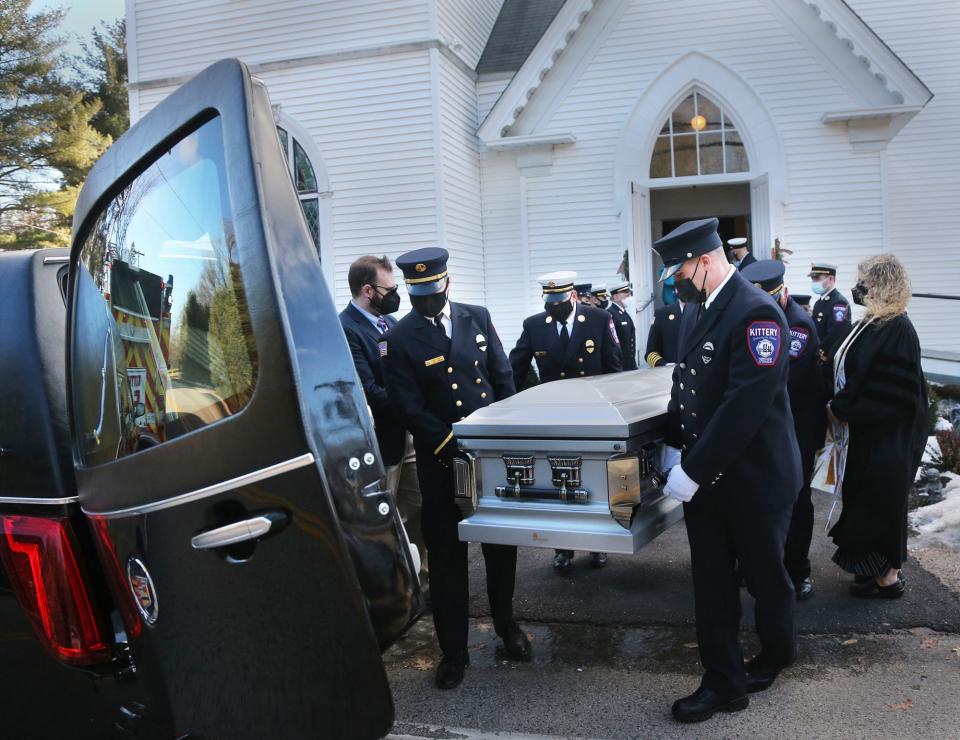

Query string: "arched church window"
[276, 125, 321, 250]
[649, 92, 749, 178]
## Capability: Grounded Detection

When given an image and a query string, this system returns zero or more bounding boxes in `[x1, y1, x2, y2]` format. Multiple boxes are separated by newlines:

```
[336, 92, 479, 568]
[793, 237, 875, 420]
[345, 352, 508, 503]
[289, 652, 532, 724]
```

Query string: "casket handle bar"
[495, 485, 590, 502]
[608, 444, 666, 528]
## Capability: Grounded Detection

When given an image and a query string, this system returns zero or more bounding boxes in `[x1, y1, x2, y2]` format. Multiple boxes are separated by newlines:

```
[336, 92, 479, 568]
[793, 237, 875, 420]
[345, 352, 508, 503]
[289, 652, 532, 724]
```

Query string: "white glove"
[664, 465, 699, 503]
[661, 445, 682, 472]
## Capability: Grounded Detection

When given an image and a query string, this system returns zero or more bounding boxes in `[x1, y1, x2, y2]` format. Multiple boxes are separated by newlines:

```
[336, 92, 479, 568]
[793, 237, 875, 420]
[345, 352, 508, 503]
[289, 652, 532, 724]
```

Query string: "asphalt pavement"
[385, 503, 960, 739]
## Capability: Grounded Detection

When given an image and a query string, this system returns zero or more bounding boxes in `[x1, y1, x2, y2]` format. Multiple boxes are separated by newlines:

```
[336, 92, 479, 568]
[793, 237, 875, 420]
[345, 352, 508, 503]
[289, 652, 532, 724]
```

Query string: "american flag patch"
[378, 341, 388, 357]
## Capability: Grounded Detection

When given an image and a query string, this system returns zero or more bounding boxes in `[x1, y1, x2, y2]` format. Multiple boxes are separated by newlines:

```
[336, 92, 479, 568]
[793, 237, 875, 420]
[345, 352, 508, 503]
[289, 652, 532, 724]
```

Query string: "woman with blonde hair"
[826, 253, 928, 598]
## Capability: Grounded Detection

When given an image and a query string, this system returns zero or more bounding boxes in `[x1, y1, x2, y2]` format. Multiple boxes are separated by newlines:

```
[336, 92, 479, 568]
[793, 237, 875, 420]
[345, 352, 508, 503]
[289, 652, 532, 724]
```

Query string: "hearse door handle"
[191, 511, 287, 550]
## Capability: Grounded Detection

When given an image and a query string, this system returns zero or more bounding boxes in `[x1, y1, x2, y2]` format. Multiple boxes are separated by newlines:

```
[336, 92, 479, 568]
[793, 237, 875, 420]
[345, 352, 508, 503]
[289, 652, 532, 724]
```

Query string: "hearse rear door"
[66, 59, 418, 740]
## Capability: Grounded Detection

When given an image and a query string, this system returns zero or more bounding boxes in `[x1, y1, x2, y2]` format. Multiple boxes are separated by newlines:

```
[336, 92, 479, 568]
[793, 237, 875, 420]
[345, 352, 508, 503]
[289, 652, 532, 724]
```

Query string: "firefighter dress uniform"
[742, 260, 826, 600]
[382, 248, 530, 689]
[645, 302, 684, 367]
[809, 262, 852, 359]
[608, 280, 638, 370]
[653, 219, 802, 720]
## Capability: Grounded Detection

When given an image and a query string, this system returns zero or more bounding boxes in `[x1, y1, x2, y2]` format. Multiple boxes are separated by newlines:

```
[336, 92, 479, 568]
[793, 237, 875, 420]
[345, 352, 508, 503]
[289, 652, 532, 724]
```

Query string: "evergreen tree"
[74, 19, 129, 143]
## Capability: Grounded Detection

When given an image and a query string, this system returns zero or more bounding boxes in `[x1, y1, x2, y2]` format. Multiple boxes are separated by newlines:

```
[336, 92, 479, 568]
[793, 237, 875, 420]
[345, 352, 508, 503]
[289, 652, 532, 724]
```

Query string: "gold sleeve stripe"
[646, 352, 663, 367]
[433, 431, 454, 456]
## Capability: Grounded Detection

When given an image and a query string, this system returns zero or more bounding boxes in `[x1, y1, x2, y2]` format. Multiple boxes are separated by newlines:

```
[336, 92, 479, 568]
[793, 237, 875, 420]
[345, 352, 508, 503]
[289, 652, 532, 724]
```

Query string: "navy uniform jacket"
[737, 252, 758, 270]
[607, 302, 637, 370]
[782, 296, 827, 456]
[645, 303, 683, 367]
[382, 302, 514, 463]
[338, 304, 405, 466]
[666, 270, 802, 515]
[812, 288, 852, 359]
[509, 303, 622, 390]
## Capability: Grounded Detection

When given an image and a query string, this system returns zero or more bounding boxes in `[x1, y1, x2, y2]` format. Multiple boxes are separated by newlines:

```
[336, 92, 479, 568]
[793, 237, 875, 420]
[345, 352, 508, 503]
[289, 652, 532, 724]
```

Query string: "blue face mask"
[811, 281, 826, 296]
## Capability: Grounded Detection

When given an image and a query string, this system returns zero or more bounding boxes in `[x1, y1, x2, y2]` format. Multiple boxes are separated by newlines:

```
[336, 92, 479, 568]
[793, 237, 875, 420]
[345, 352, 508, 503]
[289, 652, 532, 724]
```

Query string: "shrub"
[929, 429, 960, 475]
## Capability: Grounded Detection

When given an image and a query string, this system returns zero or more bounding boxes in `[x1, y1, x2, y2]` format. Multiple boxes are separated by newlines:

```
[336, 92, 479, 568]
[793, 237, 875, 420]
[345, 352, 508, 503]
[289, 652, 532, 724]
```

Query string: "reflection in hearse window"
[73, 116, 258, 463]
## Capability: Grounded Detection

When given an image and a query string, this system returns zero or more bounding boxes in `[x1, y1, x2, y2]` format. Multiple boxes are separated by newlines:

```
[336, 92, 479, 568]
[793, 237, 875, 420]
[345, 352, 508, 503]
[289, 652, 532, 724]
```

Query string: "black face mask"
[597, 298, 609, 309]
[852, 281, 868, 306]
[545, 300, 574, 322]
[411, 291, 448, 318]
[674, 259, 707, 304]
[371, 286, 401, 315]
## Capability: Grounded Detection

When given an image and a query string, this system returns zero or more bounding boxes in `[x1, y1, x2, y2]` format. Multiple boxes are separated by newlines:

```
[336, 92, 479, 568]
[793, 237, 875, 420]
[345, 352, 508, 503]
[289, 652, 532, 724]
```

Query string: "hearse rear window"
[72, 116, 258, 462]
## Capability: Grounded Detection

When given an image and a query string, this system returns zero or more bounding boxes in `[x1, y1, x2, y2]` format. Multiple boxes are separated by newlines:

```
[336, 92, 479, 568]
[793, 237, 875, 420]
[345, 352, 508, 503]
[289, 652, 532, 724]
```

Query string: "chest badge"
[668, 313, 675, 321]
[127, 557, 159, 626]
[585, 338, 595, 354]
[701, 341, 714, 365]
[476, 333, 488, 352]
[577, 314, 586, 323]
[545, 315, 553, 324]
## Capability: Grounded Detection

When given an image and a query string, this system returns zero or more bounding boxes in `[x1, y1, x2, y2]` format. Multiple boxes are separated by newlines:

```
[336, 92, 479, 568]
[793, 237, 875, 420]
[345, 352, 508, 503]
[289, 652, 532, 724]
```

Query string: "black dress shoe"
[850, 574, 905, 599]
[500, 622, 532, 662]
[744, 652, 794, 693]
[793, 577, 813, 601]
[671, 686, 748, 723]
[590, 552, 608, 569]
[553, 550, 573, 570]
[435, 651, 468, 690]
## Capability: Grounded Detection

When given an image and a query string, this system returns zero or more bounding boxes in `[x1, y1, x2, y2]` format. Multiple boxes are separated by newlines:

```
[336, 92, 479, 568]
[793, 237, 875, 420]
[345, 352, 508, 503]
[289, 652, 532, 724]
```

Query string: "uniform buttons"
[680, 383, 685, 390]
[691, 369, 697, 376]
[692, 412, 697, 418]
[447, 367, 453, 374]
[451, 383, 459, 390]
[560, 372, 566, 378]
[680, 363, 686, 369]
[480, 392, 487, 399]
[693, 433, 698, 439]
[691, 389, 697, 396]
[578, 357, 584, 363]
[580, 371, 585, 376]
[460, 416, 466, 421]
[474, 360, 479, 367]
[456, 400, 463, 407]
[682, 444, 687, 451]
[680, 404, 685, 411]
[681, 424, 685, 430]
[475, 378, 482, 384]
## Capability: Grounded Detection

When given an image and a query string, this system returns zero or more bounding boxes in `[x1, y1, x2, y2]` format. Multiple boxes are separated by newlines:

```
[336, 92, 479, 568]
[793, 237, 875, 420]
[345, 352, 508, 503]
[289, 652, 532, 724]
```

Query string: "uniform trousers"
[784, 417, 826, 582]
[418, 455, 517, 658]
[684, 502, 796, 696]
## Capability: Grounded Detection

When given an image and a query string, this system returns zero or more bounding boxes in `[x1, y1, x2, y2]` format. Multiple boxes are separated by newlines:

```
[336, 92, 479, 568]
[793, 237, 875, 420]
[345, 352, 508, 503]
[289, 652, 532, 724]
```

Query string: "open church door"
[751, 173, 772, 259]
[630, 182, 654, 362]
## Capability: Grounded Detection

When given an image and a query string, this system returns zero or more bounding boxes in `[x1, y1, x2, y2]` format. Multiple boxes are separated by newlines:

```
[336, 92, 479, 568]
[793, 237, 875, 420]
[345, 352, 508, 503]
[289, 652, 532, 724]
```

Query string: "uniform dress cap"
[610, 280, 632, 294]
[727, 237, 748, 247]
[396, 247, 449, 295]
[538, 270, 577, 303]
[653, 217, 723, 280]
[793, 293, 812, 307]
[808, 261, 838, 277]
[593, 284, 609, 299]
[573, 282, 592, 296]
[740, 259, 785, 295]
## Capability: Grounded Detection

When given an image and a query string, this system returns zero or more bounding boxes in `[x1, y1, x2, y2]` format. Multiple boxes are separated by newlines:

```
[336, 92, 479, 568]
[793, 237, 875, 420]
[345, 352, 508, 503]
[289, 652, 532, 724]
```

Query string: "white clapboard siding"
[846, 0, 960, 353]
[436, 0, 503, 70]
[136, 51, 443, 312]
[438, 52, 486, 307]
[477, 75, 512, 125]
[132, 0, 431, 83]
[481, 0, 893, 349]
[479, 151, 530, 350]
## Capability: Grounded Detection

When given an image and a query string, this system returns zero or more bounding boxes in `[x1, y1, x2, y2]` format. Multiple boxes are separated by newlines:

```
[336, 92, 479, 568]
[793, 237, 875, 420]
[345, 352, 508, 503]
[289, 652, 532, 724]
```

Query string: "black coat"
[608, 302, 637, 370]
[338, 304, 406, 465]
[828, 315, 928, 568]
[645, 303, 683, 367]
[666, 271, 802, 514]
[737, 252, 758, 270]
[812, 289, 852, 359]
[509, 303, 623, 389]
[382, 301, 515, 462]
[783, 296, 827, 458]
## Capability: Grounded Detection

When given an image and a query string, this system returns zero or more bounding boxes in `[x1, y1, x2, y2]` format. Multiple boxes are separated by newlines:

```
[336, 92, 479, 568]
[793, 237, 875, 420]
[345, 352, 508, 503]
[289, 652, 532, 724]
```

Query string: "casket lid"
[454, 367, 674, 440]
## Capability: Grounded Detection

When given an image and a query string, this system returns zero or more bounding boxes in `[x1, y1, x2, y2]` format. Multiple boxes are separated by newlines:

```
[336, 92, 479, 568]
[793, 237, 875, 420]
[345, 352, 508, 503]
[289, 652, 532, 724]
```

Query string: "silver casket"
[452, 366, 684, 554]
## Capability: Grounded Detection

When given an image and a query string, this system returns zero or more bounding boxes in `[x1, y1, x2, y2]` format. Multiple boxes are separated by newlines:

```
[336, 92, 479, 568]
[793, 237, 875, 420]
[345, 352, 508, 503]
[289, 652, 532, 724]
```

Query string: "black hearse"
[0, 60, 422, 739]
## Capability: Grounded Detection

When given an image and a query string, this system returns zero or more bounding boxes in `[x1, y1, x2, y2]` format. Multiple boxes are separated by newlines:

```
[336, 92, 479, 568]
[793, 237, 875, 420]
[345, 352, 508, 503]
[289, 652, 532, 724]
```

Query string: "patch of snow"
[910, 472, 960, 548]
[935, 417, 953, 432]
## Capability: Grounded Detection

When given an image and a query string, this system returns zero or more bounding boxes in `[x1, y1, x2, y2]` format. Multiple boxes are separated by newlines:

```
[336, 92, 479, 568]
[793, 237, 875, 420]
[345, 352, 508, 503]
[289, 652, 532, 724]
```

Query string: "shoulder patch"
[608, 316, 620, 344]
[788, 326, 809, 359]
[833, 304, 848, 322]
[746, 321, 781, 367]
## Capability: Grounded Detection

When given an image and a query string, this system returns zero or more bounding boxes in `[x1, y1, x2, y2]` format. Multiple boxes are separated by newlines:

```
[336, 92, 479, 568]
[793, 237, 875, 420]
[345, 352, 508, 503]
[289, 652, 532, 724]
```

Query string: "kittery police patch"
[747, 321, 781, 366]
[788, 327, 809, 358]
[833, 304, 848, 322]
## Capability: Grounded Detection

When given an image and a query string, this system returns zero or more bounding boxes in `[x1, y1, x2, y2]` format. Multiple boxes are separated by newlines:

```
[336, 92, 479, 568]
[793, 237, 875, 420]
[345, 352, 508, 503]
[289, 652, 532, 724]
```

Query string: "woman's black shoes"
[850, 574, 905, 598]
[435, 651, 469, 690]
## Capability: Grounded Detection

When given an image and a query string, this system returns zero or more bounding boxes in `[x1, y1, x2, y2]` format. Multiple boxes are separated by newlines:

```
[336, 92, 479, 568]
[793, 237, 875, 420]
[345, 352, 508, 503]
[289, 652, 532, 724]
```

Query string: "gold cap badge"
[415, 263, 427, 272]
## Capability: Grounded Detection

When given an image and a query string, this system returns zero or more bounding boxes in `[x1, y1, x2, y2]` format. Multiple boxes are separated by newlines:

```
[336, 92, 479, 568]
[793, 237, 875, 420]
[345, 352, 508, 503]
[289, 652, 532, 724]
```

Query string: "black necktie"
[434, 315, 446, 337]
[559, 320, 569, 351]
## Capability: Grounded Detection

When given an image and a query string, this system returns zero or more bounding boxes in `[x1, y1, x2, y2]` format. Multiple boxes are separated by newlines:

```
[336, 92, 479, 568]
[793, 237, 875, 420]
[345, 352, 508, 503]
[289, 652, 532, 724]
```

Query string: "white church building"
[125, 0, 960, 369]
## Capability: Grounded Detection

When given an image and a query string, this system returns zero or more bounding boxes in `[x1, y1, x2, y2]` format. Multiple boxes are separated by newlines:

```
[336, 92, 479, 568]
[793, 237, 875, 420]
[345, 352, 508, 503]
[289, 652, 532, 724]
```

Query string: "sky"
[31, 0, 125, 57]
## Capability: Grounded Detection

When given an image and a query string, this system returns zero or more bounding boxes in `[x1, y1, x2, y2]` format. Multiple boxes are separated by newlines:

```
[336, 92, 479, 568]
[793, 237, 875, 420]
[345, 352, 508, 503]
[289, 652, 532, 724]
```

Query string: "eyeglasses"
[368, 283, 398, 295]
